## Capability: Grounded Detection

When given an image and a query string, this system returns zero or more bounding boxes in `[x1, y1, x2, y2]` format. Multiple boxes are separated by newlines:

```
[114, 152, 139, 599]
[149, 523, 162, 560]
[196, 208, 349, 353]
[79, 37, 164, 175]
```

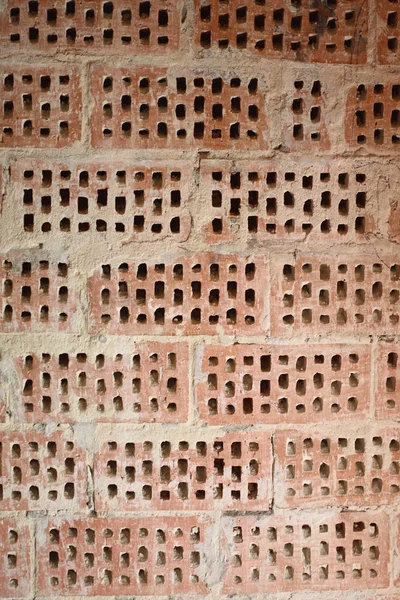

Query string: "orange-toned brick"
[271, 255, 400, 335]
[94, 430, 271, 511]
[0, 253, 77, 332]
[196, 343, 370, 425]
[274, 428, 400, 507]
[37, 516, 210, 596]
[0, 66, 81, 147]
[88, 253, 267, 336]
[0, 0, 179, 54]
[9, 160, 192, 240]
[14, 343, 189, 423]
[0, 518, 31, 598]
[195, 0, 368, 64]
[90, 66, 268, 149]
[376, 343, 400, 419]
[222, 511, 390, 593]
[377, 0, 400, 65]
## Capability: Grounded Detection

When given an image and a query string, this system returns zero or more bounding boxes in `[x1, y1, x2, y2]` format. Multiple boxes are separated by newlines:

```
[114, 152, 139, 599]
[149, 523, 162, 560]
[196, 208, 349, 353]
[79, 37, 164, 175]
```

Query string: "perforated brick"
[14, 343, 189, 423]
[274, 428, 400, 507]
[222, 512, 389, 593]
[376, 343, 400, 419]
[10, 160, 191, 239]
[94, 430, 270, 511]
[37, 516, 209, 596]
[200, 160, 374, 241]
[90, 66, 267, 149]
[0, 518, 31, 598]
[0, 0, 179, 53]
[196, 344, 370, 425]
[0, 66, 81, 147]
[88, 254, 266, 335]
[195, 0, 367, 64]
[0, 254, 76, 332]
[378, 1, 400, 64]
[0, 430, 86, 510]
[271, 255, 400, 335]
[345, 81, 400, 150]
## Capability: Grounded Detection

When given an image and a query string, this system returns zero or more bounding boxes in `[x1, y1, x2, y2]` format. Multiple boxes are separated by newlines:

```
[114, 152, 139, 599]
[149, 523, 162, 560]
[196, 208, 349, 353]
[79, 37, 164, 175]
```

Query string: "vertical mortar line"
[31, 513, 37, 599]
[264, 251, 271, 340]
[370, 335, 377, 421]
[270, 427, 275, 512]
[187, 336, 197, 427]
[368, 0, 378, 66]
[80, 59, 92, 152]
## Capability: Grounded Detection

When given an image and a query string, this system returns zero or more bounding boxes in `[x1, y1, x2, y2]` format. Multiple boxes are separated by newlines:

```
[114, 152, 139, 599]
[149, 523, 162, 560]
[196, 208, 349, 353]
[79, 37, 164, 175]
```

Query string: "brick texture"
[0, 518, 31, 598]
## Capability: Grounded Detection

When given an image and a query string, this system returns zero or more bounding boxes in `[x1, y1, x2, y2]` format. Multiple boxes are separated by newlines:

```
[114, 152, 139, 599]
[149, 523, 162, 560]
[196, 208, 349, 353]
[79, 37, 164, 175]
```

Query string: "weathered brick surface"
[378, 1, 400, 65]
[196, 343, 370, 424]
[0, 518, 31, 598]
[0, 0, 180, 54]
[37, 516, 210, 596]
[377, 342, 400, 420]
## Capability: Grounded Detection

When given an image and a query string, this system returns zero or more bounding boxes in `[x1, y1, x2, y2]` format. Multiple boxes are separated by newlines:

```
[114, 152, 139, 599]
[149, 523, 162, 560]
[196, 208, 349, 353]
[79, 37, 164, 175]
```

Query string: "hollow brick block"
[199, 159, 375, 242]
[0, 253, 77, 332]
[196, 343, 370, 425]
[94, 430, 271, 511]
[90, 66, 268, 149]
[377, 0, 400, 65]
[0, 0, 180, 54]
[9, 159, 192, 240]
[37, 516, 210, 596]
[194, 0, 367, 64]
[0, 518, 31, 598]
[0, 429, 87, 511]
[0, 65, 81, 147]
[274, 427, 400, 507]
[222, 511, 390, 593]
[271, 255, 400, 335]
[14, 342, 190, 423]
[376, 342, 400, 420]
[88, 253, 267, 336]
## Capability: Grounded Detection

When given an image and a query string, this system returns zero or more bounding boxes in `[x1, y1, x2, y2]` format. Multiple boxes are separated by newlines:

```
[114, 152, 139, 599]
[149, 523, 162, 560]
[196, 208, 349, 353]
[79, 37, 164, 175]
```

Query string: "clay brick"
[90, 66, 268, 149]
[200, 159, 374, 241]
[0, 0, 179, 54]
[222, 511, 390, 593]
[94, 430, 270, 511]
[88, 253, 267, 335]
[271, 255, 400, 335]
[345, 81, 400, 151]
[376, 343, 400, 419]
[0, 429, 86, 510]
[0, 518, 31, 598]
[195, 0, 367, 64]
[0, 253, 77, 332]
[0, 66, 81, 147]
[37, 516, 210, 596]
[10, 160, 191, 240]
[377, 1, 400, 65]
[274, 428, 400, 507]
[14, 343, 189, 423]
[196, 344, 370, 425]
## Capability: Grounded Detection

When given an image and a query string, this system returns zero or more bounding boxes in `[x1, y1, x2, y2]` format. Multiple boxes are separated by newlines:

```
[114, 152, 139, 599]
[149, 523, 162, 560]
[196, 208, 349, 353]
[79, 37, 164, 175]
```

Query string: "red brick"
[222, 511, 390, 593]
[200, 159, 374, 242]
[0, 0, 179, 54]
[271, 255, 400, 335]
[274, 428, 400, 507]
[196, 343, 370, 425]
[94, 430, 271, 511]
[376, 343, 400, 419]
[0, 430, 87, 510]
[37, 516, 210, 596]
[345, 81, 400, 151]
[0, 518, 31, 598]
[0, 252, 77, 332]
[90, 66, 268, 149]
[377, 1, 400, 65]
[9, 160, 192, 240]
[194, 0, 368, 64]
[88, 253, 267, 335]
[0, 66, 81, 147]
[14, 343, 189, 423]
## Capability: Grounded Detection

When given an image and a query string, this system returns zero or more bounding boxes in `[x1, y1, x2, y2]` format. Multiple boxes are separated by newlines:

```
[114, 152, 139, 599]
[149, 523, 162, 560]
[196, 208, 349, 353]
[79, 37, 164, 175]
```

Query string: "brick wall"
[0, 1, 399, 599]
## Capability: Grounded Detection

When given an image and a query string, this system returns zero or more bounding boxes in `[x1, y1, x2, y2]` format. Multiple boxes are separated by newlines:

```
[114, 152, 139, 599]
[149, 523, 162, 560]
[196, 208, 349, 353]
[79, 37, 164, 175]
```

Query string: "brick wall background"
[0, 1, 400, 599]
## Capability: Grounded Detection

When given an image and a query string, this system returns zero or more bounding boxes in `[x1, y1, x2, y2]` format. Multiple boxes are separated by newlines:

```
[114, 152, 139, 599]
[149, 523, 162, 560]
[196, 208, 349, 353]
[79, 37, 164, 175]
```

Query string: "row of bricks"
[1, 512, 400, 597]
[2, 65, 400, 152]
[0, 159, 397, 243]
[1, 342, 400, 424]
[1, 427, 400, 510]
[1, 253, 400, 335]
